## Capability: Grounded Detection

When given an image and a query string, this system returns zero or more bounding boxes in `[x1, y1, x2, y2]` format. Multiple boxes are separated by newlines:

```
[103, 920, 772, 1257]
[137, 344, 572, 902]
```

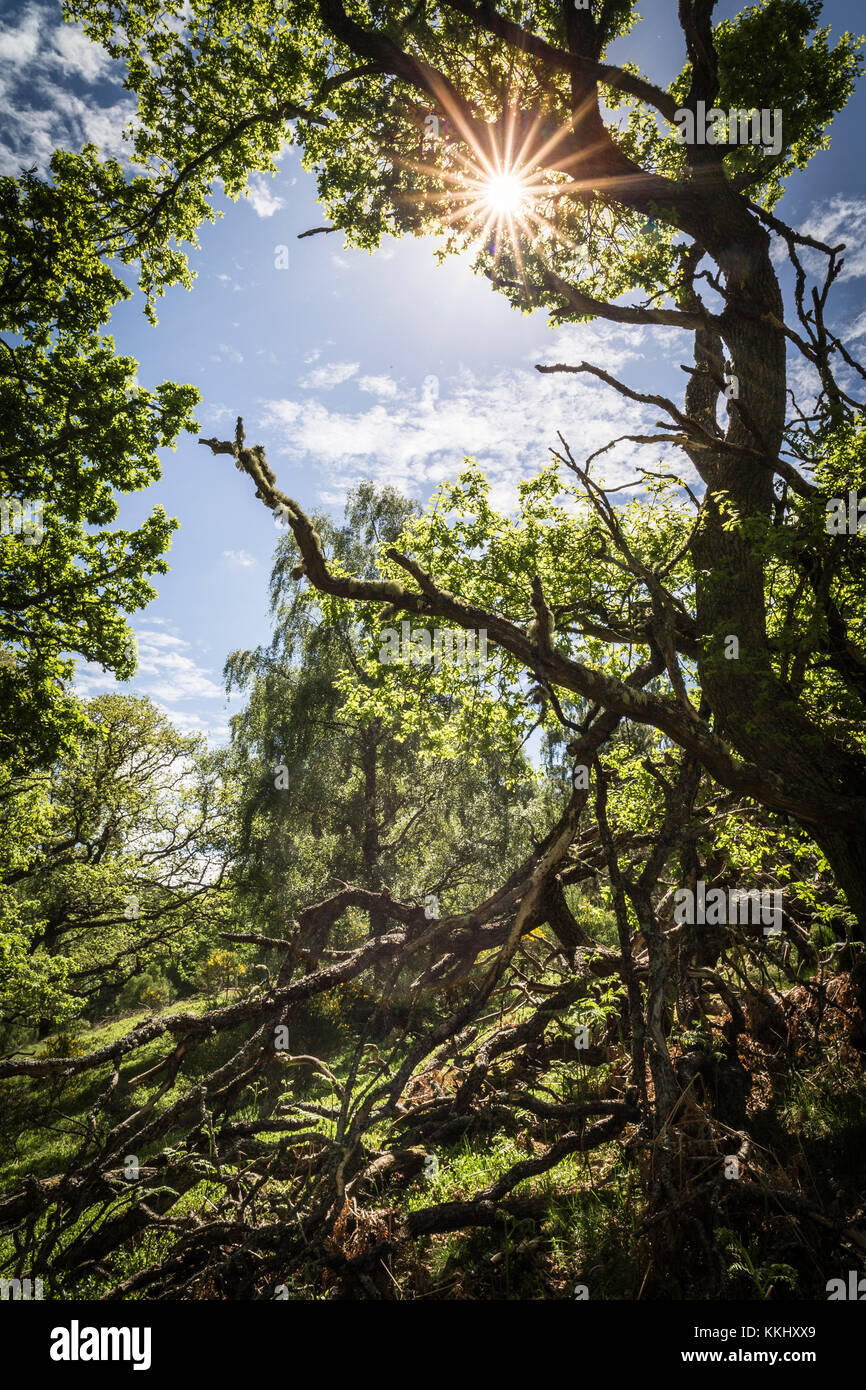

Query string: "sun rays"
[483, 170, 529, 216]
[397, 101, 596, 296]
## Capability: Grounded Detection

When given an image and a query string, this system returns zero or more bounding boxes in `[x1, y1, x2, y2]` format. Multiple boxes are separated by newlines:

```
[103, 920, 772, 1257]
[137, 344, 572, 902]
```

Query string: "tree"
[1, 0, 864, 1304]
[0, 694, 230, 1038]
[0, 150, 199, 770]
[221, 480, 539, 952]
[108, 0, 862, 929]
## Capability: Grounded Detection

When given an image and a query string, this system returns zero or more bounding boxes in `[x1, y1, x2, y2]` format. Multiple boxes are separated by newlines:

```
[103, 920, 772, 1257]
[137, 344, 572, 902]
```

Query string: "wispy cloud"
[359, 374, 400, 398]
[846, 310, 866, 340]
[245, 174, 285, 218]
[528, 319, 647, 373]
[0, 4, 130, 172]
[51, 23, 115, 82]
[76, 624, 224, 711]
[298, 360, 359, 390]
[222, 549, 257, 567]
[800, 195, 866, 281]
[0, 6, 42, 66]
[262, 324, 676, 509]
[133, 630, 224, 703]
[210, 344, 244, 365]
[0, 89, 135, 173]
[154, 705, 231, 746]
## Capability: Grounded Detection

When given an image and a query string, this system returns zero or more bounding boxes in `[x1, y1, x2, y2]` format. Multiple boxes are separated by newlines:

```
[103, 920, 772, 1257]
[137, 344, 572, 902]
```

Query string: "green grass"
[0, 997, 221, 1190]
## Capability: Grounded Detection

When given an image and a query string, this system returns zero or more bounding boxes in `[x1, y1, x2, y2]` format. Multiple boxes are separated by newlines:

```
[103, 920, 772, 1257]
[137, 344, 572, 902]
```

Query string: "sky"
[1, 0, 865, 746]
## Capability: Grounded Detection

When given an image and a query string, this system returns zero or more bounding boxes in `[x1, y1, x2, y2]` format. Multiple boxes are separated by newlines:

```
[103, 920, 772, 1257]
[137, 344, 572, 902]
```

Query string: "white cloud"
[154, 705, 231, 746]
[800, 196, 866, 281]
[0, 8, 130, 173]
[785, 353, 824, 416]
[245, 174, 285, 218]
[210, 344, 244, 365]
[531, 320, 647, 373]
[0, 88, 135, 174]
[75, 626, 224, 709]
[204, 402, 235, 422]
[263, 324, 681, 510]
[222, 549, 257, 567]
[50, 24, 114, 82]
[359, 374, 400, 398]
[0, 6, 42, 66]
[298, 360, 359, 390]
[127, 630, 225, 703]
[847, 310, 866, 341]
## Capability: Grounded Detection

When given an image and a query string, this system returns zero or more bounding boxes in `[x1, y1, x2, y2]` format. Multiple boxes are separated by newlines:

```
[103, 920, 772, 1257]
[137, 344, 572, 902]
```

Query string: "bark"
[685, 210, 866, 928]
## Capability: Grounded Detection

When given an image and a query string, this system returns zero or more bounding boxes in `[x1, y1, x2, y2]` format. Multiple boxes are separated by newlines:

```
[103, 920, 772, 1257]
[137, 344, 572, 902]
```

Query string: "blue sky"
[1, 0, 865, 744]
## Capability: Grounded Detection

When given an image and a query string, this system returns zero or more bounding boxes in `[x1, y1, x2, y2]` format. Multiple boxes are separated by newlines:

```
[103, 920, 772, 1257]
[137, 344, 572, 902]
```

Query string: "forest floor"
[2, 964, 864, 1301]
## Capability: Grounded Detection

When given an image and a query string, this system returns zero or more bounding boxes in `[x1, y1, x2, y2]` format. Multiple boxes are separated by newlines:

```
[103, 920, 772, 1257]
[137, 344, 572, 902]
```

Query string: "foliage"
[1, 0, 865, 1307]
[0, 151, 199, 770]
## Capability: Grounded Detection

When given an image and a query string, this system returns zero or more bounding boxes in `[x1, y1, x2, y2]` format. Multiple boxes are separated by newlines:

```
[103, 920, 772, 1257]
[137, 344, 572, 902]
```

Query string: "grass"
[0, 996, 222, 1190]
[2, 957, 863, 1301]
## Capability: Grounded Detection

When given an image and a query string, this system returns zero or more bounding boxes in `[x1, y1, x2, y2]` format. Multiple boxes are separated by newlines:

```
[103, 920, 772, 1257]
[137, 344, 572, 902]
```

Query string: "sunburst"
[483, 170, 529, 216]
[399, 103, 593, 291]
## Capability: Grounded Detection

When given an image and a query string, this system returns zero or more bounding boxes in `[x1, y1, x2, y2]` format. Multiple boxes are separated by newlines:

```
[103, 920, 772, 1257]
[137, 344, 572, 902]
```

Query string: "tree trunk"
[685, 210, 866, 933]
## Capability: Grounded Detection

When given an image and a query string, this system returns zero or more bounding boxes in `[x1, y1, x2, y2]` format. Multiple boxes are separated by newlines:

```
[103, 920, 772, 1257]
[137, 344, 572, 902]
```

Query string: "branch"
[537, 360, 818, 498]
[200, 422, 863, 831]
[439, 0, 679, 121]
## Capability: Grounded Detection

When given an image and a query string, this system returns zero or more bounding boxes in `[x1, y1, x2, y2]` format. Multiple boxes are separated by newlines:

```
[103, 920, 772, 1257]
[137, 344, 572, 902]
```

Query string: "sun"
[483, 170, 527, 215]
[393, 107, 589, 280]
